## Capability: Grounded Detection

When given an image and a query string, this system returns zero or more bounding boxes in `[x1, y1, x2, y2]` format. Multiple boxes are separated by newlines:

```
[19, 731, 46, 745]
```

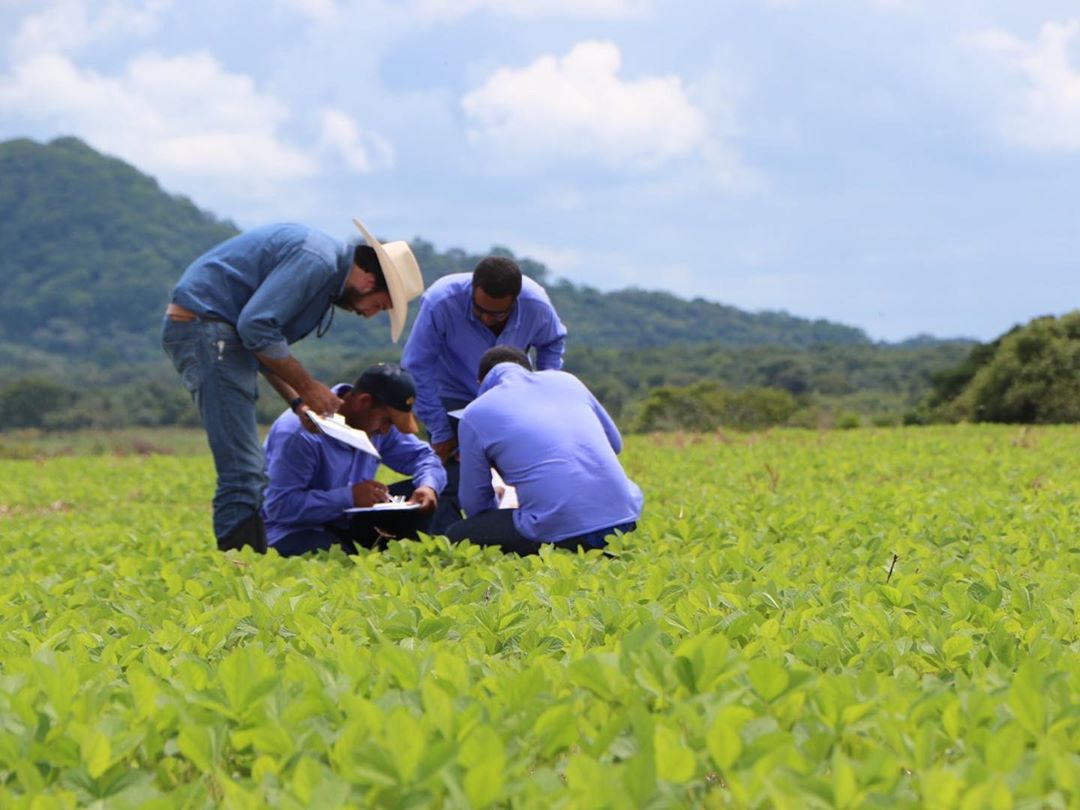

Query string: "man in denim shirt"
[162, 218, 423, 553]
[448, 347, 643, 555]
[401, 257, 567, 531]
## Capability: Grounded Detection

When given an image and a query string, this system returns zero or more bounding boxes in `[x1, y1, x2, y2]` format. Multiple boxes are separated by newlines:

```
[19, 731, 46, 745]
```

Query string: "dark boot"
[217, 512, 268, 554]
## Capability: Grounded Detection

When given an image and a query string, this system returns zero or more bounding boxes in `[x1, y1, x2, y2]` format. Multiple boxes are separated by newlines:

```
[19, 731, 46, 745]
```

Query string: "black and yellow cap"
[357, 363, 420, 434]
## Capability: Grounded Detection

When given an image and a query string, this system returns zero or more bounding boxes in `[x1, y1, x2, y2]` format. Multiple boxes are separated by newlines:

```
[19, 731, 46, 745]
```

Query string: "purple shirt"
[401, 273, 567, 443]
[457, 364, 643, 542]
[262, 384, 447, 545]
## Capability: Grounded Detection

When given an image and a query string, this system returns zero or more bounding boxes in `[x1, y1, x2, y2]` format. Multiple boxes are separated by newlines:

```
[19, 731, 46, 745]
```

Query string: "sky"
[1, 0, 1079, 342]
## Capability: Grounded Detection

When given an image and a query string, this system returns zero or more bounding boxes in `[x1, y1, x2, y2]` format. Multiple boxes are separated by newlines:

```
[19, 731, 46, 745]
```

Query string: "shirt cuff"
[332, 486, 355, 512]
[249, 339, 290, 359]
[427, 422, 454, 444]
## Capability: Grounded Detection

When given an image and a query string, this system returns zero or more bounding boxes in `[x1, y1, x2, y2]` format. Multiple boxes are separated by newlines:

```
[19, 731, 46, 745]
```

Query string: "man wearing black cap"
[261, 364, 446, 557]
[162, 218, 424, 554]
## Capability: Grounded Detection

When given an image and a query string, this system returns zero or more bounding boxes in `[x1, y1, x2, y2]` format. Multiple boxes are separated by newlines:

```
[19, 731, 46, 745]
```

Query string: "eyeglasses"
[472, 297, 513, 321]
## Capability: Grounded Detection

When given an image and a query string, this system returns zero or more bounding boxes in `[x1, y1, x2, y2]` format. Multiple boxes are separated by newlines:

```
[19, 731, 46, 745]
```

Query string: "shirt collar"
[477, 362, 529, 396]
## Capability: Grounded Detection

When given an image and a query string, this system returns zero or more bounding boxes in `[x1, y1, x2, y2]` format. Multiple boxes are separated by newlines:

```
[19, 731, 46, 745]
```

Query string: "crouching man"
[262, 364, 446, 557]
[447, 347, 643, 555]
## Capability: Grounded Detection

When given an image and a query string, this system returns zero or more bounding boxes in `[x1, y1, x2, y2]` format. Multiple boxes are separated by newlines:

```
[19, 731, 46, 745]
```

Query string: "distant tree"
[630, 382, 798, 433]
[0, 377, 77, 429]
[916, 311, 1080, 424]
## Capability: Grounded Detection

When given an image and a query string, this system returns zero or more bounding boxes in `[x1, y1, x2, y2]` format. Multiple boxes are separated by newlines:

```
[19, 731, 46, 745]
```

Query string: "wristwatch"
[289, 396, 304, 413]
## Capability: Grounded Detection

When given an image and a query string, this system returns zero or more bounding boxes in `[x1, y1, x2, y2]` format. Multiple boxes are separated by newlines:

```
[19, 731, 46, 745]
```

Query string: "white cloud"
[318, 108, 395, 172]
[11, 0, 170, 59]
[412, 0, 649, 21]
[0, 0, 402, 199]
[0, 51, 317, 183]
[462, 41, 708, 172]
[969, 19, 1080, 151]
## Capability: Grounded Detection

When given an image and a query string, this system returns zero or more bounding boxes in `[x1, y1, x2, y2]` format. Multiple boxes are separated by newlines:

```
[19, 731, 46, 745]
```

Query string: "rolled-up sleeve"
[236, 248, 335, 357]
[457, 419, 497, 516]
[379, 431, 448, 494]
[263, 431, 354, 525]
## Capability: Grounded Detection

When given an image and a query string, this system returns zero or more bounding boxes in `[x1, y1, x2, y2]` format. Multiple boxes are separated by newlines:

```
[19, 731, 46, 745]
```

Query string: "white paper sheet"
[304, 411, 380, 458]
[491, 469, 518, 509]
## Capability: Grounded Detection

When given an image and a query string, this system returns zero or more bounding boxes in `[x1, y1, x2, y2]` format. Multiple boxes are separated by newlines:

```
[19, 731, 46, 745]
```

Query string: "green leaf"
[218, 646, 279, 718]
[832, 751, 857, 809]
[533, 704, 579, 757]
[81, 728, 112, 779]
[747, 659, 789, 701]
[178, 725, 215, 772]
[942, 634, 973, 660]
[387, 707, 424, 783]
[291, 756, 322, 804]
[706, 718, 742, 771]
[983, 724, 1024, 772]
[464, 759, 504, 808]
[654, 725, 695, 783]
[1007, 661, 1046, 736]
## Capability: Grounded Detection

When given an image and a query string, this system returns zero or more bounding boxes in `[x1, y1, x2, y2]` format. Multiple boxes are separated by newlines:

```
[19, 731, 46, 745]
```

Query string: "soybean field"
[0, 426, 1078, 807]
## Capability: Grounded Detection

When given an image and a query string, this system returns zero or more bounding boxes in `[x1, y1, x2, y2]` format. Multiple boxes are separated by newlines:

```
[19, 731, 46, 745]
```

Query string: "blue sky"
[1, 0, 1078, 341]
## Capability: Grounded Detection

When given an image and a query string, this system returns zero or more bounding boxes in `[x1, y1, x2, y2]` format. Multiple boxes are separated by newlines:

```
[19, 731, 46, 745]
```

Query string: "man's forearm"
[260, 367, 300, 406]
[256, 354, 315, 398]
[256, 353, 341, 416]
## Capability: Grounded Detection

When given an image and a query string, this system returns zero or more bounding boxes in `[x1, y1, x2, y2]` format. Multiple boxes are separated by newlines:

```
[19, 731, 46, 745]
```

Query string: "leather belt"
[165, 303, 227, 324]
[165, 302, 198, 322]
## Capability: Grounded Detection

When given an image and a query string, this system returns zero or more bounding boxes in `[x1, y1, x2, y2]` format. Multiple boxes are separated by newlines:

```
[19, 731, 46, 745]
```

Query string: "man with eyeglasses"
[401, 256, 567, 532]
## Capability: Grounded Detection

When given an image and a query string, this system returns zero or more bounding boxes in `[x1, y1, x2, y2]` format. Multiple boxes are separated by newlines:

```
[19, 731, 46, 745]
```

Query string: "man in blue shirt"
[263, 364, 446, 557]
[162, 219, 424, 553]
[401, 257, 567, 531]
[447, 347, 643, 555]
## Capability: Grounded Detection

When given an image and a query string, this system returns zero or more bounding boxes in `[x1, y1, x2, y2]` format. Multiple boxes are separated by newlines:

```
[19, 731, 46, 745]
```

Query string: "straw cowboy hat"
[352, 217, 424, 343]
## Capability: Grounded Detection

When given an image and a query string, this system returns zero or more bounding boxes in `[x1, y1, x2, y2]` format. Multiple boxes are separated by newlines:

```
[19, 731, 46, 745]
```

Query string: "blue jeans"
[161, 316, 266, 541]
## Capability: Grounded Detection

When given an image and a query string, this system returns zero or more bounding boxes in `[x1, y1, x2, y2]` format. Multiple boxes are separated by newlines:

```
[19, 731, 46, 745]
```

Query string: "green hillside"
[0, 137, 237, 363]
[0, 136, 868, 365]
[0, 136, 970, 430]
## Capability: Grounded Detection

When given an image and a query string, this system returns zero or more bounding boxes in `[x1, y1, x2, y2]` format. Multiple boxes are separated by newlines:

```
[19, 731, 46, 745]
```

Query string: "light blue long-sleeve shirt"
[400, 273, 567, 443]
[262, 384, 447, 545]
[170, 223, 352, 359]
[457, 364, 643, 542]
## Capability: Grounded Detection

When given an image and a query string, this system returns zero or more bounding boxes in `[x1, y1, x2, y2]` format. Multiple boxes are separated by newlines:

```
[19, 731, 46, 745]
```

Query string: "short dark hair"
[478, 345, 532, 382]
[353, 244, 388, 292]
[473, 256, 522, 299]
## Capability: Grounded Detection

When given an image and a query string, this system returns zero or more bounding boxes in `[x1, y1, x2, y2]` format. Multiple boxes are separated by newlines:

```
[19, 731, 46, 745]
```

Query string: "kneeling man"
[448, 347, 643, 554]
[263, 364, 446, 556]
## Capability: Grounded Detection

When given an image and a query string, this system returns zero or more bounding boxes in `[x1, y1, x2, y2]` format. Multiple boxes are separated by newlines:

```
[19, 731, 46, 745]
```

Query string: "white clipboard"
[344, 502, 420, 513]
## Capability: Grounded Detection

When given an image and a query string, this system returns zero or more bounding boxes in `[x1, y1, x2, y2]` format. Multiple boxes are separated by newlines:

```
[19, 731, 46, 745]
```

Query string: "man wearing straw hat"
[162, 218, 424, 554]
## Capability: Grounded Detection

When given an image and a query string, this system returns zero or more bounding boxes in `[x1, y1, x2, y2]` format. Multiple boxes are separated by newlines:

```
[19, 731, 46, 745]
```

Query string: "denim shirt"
[457, 365, 643, 542]
[401, 273, 567, 443]
[170, 223, 352, 359]
[261, 384, 448, 545]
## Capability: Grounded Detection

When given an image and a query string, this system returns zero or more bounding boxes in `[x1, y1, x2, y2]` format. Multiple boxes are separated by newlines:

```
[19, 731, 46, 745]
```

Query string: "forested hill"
[0, 135, 873, 377]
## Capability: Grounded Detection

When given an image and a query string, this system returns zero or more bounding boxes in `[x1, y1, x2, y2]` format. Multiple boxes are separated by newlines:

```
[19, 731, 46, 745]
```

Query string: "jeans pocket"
[206, 322, 259, 399]
[161, 316, 198, 347]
